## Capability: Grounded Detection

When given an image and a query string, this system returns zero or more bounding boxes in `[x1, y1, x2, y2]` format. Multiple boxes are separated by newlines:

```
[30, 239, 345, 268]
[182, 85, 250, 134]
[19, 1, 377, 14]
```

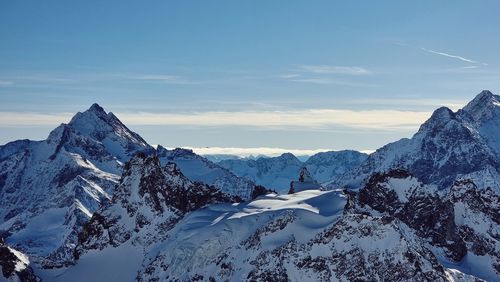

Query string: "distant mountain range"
[219, 150, 368, 193]
[0, 91, 499, 281]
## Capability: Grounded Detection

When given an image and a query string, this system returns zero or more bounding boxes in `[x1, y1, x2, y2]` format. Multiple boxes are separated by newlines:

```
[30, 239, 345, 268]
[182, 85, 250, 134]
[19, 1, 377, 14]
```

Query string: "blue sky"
[1, 1, 500, 153]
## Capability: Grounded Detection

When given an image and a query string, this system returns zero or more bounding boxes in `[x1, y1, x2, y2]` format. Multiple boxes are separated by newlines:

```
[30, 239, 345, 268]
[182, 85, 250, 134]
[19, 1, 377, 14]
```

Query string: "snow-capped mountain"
[74, 153, 240, 253]
[328, 90, 500, 280]
[219, 153, 303, 193]
[156, 146, 258, 200]
[40, 153, 241, 281]
[332, 90, 500, 192]
[346, 169, 499, 281]
[218, 150, 367, 193]
[136, 190, 457, 281]
[48, 187, 478, 281]
[0, 103, 262, 272]
[304, 150, 368, 183]
[2, 91, 499, 281]
[0, 104, 153, 268]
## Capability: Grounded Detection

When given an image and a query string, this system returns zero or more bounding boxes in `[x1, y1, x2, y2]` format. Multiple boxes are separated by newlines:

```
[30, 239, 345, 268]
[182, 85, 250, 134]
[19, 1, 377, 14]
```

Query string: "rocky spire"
[289, 167, 321, 194]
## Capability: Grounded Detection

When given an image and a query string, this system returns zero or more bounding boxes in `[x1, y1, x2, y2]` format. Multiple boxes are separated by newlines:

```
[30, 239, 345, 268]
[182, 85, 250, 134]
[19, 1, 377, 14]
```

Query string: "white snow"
[7, 247, 30, 272]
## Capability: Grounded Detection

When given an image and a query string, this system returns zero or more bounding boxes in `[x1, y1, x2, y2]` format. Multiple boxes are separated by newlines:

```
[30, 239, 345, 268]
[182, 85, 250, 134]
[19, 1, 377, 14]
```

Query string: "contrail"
[420, 47, 487, 65]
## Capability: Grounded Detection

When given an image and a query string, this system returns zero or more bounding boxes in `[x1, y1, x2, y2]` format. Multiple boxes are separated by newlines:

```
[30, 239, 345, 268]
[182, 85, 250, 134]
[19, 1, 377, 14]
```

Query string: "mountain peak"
[467, 90, 498, 108]
[461, 90, 499, 123]
[477, 89, 494, 99]
[431, 106, 455, 120]
[88, 103, 106, 115]
[69, 103, 111, 129]
[417, 106, 455, 133]
[279, 152, 298, 160]
[68, 104, 133, 140]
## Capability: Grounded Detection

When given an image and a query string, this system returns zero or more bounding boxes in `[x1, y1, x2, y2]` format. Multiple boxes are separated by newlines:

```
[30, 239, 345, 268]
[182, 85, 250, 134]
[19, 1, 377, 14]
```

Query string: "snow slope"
[53, 188, 472, 281]
[156, 146, 257, 200]
[40, 154, 244, 281]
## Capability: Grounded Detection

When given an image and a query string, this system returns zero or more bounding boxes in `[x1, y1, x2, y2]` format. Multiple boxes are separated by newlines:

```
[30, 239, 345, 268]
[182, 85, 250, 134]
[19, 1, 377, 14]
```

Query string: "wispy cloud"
[420, 47, 488, 66]
[0, 112, 73, 126]
[130, 74, 196, 85]
[288, 78, 376, 87]
[0, 109, 431, 131]
[458, 66, 479, 70]
[0, 80, 13, 86]
[298, 65, 370, 75]
[340, 98, 467, 111]
[0, 75, 77, 84]
[279, 74, 300, 79]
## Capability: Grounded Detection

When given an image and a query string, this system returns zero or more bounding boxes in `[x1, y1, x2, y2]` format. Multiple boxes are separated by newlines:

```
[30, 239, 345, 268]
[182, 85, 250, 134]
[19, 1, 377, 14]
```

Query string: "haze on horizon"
[1, 1, 500, 154]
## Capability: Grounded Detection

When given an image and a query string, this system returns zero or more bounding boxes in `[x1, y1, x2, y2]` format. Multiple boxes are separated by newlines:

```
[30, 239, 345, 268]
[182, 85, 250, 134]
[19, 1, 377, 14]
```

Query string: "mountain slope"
[304, 150, 368, 183]
[332, 90, 500, 192]
[40, 154, 240, 281]
[219, 153, 303, 193]
[347, 169, 499, 280]
[46, 188, 478, 281]
[218, 151, 368, 193]
[2, 92, 499, 281]
[0, 104, 153, 268]
[156, 146, 257, 200]
[327, 90, 500, 280]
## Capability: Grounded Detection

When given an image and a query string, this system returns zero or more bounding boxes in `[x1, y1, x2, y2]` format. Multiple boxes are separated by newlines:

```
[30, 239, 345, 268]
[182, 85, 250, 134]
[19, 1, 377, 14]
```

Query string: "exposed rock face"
[323, 91, 500, 280]
[352, 169, 499, 280]
[244, 214, 450, 282]
[0, 239, 39, 282]
[288, 167, 321, 194]
[75, 153, 240, 258]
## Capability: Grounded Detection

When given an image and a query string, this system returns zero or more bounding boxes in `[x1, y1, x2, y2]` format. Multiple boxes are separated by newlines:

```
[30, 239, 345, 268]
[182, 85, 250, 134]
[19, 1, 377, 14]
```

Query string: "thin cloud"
[0, 109, 431, 132]
[131, 74, 196, 85]
[0, 75, 77, 84]
[298, 65, 370, 75]
[289, 78, 376, 87]
[420, 47, 488, 66]
[0, 112, 73, 126]
[340, 98, 467, 111]
[279, 74, 300, 79]
[458, 66, 479, 70]
[0, 80, 13, 86]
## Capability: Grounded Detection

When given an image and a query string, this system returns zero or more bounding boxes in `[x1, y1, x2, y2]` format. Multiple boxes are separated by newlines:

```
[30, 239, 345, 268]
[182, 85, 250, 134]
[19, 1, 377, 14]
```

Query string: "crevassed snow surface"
[39, 190, 346, 282]
[144, 190, 346, 279]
